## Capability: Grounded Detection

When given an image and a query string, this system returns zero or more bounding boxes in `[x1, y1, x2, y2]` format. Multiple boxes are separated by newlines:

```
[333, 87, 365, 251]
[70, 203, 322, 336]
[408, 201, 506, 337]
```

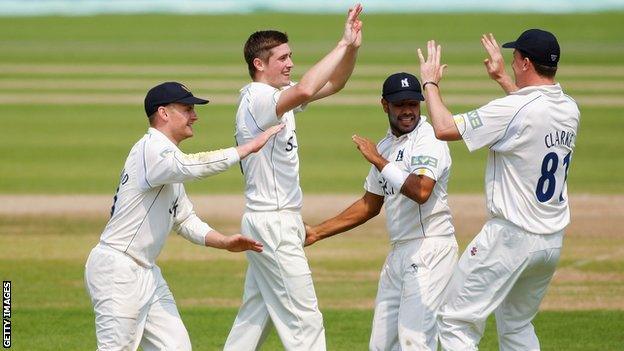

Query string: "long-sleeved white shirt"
[99, 127, 240, 267]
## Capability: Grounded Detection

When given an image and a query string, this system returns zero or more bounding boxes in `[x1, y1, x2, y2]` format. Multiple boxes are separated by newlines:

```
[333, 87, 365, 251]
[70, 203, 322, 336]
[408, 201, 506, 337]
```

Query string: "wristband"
[381, 163, 409, 190]
[422, 81, 439, 90]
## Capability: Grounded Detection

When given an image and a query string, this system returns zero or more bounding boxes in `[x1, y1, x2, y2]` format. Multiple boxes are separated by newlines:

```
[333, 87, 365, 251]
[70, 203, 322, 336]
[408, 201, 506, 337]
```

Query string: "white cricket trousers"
[84, 244, 192, 351]
[438, 218, 563, 351]
[370, 235, 458, 351]
[224, 210, 326, 351]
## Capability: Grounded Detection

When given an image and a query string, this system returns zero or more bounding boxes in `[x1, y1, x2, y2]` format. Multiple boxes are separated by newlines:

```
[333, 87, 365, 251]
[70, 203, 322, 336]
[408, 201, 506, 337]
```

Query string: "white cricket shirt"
[454, 83, 580, 234]
[99, 127, 240, 267]
[235, 82, 304, 212]
[365, 117, 455, 242]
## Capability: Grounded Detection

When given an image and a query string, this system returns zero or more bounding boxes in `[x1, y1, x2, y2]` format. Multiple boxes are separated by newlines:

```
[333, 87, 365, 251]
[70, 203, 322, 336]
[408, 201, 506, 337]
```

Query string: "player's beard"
[388, 112, 419, 136]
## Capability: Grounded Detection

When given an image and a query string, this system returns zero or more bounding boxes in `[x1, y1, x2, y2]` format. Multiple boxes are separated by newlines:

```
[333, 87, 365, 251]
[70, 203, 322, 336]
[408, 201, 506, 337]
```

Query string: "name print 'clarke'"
[544, 130, 575, 149]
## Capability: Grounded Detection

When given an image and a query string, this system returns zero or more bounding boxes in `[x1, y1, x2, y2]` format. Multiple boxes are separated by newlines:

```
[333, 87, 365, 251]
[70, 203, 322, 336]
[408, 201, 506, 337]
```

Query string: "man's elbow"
[330, 80, 346, 93]
[418, 192, 432, 204]
[294, 84, 315, 100]
[434, 128, 461, 141]
[434, 129, 450, 141]
[410, 189, 432, 204]
[367, 205, 382, 218]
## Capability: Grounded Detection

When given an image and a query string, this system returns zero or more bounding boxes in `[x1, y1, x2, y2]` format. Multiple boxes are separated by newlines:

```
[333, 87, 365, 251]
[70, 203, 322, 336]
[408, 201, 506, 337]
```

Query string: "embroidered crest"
[396, 149, 404, 161]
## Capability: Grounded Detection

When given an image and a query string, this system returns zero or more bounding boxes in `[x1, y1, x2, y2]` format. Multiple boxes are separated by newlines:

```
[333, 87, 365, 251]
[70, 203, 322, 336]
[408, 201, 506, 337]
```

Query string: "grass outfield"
[13, 308, 624, 350]
[1, 11, 623, 350]
[2, 209, 624, 349]
[1, 12, 624, 194]
[0, 104, 621, 194]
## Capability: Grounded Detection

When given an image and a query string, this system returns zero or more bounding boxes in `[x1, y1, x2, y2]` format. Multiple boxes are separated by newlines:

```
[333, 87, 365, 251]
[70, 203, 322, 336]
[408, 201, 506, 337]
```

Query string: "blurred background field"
[1, 9, 624, 350]
[1, 13, 623, 194]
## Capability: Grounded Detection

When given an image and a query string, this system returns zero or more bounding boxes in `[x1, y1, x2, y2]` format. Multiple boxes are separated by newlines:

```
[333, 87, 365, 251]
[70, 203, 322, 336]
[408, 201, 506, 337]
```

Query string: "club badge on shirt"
[411, 155, 438, 167]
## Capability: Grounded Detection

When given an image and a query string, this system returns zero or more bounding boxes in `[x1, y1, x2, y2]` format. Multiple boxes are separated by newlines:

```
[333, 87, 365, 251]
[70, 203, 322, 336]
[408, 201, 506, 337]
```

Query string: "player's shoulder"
[243, 82, 279, 95]
[493, 90, 539, 108]
[472, 91, 543, 121]
[376, 133, 393, 150]
[413, 117, 444, 143]
[142, 128, 178, 155]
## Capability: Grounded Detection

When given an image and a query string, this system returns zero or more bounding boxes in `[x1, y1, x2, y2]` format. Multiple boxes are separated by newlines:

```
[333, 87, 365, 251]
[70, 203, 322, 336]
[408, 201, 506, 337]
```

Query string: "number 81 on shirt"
[535, 151, 571, 203]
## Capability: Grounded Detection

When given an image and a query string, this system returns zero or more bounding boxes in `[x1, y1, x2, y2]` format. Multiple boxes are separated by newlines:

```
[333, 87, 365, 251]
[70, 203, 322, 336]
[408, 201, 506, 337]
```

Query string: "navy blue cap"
[144, 82, 209, 117]
[382, 72, 424, 102]
[502, 29, 560, 67]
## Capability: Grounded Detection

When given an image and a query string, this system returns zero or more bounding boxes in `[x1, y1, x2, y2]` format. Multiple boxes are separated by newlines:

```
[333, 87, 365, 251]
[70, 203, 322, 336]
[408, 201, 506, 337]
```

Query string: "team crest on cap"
[401, 78, 409, 88]
[550, 54, 558, 62]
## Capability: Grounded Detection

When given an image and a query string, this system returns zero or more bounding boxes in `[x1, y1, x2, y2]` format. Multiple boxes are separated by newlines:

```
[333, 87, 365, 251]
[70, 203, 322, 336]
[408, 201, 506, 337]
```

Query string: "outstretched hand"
[224, 234, 263, 253]
[352, 134, 385, 169]
[247, 123, 285, 153]
[417, 40, 447, 85]
[481, 33, 508, 81]
[341, 3, 363, 48]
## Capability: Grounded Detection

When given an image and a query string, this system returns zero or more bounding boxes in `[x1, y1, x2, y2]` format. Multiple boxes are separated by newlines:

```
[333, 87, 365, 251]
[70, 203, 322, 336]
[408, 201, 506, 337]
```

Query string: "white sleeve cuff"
[381, 163, 409, 191]
[223, 147, 241, 165]
[177, 216, 213, 246]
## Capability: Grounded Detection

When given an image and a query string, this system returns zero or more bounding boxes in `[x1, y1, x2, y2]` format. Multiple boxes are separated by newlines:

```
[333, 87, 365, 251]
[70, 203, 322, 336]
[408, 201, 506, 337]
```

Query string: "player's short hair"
[519, 50, 557, 78]
[244, 30, 289, 79]
[147, 112, 157, 125]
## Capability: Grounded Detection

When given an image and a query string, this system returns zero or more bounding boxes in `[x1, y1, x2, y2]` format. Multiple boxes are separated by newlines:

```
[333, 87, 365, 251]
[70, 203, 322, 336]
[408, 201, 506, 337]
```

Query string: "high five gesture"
[481, 33, 518, 93]
[341, 3, 363, 48]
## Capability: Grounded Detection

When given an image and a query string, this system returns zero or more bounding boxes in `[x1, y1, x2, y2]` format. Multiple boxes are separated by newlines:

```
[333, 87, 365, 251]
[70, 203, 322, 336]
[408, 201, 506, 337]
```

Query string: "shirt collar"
[148, 127, 180, 150]
[511, 83, 561, 96]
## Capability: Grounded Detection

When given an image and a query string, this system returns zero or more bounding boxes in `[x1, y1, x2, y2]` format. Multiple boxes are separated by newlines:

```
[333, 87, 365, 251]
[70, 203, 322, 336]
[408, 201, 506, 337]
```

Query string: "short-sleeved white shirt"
[454, 83, 580, 234]
[235, 82, 305, 212]
[365, 117, 455, 243]
[99, 128, 240, 267]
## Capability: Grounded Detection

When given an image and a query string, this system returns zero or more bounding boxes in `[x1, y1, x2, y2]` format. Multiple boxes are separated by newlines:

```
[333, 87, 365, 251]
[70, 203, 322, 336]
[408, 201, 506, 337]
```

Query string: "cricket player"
[224, 4, 363, 350]
[305, 72, 458, 351]
[84, 81, 283, 350]
[417, 29, 580, 350]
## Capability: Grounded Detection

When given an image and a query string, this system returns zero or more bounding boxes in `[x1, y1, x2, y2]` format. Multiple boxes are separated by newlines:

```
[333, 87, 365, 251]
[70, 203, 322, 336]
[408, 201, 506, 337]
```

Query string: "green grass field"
[2, 213, 624, 350]
[1, 11, 624, 350]
[1, 12, 623, 194]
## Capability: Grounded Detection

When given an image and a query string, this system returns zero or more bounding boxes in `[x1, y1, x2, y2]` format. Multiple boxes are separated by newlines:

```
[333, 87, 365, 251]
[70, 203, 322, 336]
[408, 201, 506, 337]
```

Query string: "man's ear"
[157, 106, 169, 122]
[381, 98, 389, 114]
[523, 57, 532, 72]
[253, 57, 265, 73]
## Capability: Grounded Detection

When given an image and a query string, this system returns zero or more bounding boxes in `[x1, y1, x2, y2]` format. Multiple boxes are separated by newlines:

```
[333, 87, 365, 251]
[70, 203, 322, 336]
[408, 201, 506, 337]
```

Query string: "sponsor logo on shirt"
[466, 110, 483, 129]
[379, 178, 395, 196]
[411, 155, 438, 167]
[160, 149, 173, 158]
[169, 197, 179, 217]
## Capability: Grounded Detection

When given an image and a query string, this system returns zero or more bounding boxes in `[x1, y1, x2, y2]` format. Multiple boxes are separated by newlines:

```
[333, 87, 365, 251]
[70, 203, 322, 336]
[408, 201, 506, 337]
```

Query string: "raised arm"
[418, 40, 462, 141]
[276, 3, 363, 116]
[481, 33, 518, 94]
[305, 191, 384, 246]
[352, 135, 435, 204]
[308, 4, 363, 102]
